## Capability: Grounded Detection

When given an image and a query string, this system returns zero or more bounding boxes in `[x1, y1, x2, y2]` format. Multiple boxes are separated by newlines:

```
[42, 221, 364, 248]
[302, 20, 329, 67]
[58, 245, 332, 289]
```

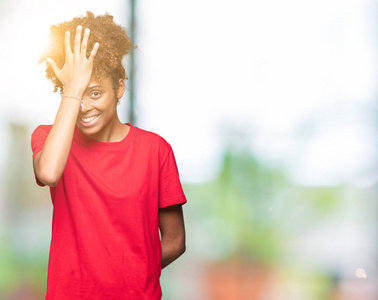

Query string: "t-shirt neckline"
[74, 123, 134, 149]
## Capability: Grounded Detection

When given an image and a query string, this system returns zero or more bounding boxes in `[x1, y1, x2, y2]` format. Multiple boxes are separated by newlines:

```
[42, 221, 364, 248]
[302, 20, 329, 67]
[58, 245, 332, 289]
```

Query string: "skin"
[34, 25, 185, 270]
[76, 77, 129, 142]
[159, 204, 186, 268]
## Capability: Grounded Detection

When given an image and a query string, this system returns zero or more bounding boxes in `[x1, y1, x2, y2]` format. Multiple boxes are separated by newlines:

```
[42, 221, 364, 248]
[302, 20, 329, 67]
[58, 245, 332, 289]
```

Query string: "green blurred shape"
[184, 146, 342, 266]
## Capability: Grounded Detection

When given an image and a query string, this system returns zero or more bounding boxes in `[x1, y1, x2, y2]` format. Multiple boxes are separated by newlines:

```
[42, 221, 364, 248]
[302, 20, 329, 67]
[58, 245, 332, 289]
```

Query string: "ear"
[116, 79, 126, 99]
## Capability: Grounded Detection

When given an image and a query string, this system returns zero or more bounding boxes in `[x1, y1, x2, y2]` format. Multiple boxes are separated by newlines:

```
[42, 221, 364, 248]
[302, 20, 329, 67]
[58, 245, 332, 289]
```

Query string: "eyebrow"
[87, 85, 103, 90]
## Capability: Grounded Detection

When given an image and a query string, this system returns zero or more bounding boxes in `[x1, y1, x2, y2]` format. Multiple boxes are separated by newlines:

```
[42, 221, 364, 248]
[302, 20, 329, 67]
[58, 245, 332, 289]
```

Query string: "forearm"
[161, 237, 186, 269]
[35, 90, 83, 186]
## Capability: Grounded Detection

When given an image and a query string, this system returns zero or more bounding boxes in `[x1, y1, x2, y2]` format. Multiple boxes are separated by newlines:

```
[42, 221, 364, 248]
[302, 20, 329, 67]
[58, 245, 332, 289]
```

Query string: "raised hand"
[47, 25, 99, 94]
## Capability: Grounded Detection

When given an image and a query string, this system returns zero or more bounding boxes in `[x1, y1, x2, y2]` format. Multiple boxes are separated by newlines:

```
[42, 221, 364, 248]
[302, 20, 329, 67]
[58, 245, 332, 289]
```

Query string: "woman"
[31, 11, 186, 300]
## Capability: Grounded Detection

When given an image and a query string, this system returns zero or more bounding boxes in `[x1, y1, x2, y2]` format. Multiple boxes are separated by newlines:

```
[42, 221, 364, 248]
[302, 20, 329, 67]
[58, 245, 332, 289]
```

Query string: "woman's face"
[76, 77, 125, 141]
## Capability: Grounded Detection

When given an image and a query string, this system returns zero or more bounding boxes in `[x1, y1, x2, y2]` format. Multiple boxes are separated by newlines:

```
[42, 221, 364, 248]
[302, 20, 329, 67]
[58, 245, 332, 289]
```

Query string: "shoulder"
[32, 124, 53, 136]
[131, 125, 170, 146]
[31, 124, 53, 140]
[131, 125, 172, 155]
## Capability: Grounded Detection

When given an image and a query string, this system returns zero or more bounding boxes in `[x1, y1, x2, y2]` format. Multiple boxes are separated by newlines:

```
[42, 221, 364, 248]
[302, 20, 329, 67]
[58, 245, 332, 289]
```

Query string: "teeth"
[81, 115, 99, 123]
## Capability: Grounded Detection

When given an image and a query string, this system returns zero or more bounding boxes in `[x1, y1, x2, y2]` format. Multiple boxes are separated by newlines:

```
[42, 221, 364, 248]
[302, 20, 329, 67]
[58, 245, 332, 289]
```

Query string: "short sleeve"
[31, 125, 52, 186]
[158, 146, 187, 208]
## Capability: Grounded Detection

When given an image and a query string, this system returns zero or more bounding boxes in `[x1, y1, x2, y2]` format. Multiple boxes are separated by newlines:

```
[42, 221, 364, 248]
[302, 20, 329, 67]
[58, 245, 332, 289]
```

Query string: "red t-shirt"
[31, 123, 187, 300]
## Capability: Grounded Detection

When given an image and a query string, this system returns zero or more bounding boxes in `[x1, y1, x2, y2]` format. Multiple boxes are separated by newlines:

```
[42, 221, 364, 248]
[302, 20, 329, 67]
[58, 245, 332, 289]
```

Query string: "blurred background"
[0, 0, 377, 299]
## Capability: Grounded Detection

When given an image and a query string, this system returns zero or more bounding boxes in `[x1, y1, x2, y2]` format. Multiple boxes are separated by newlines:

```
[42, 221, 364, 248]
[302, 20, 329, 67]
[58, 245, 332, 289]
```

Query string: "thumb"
[46, 58, 60, 77]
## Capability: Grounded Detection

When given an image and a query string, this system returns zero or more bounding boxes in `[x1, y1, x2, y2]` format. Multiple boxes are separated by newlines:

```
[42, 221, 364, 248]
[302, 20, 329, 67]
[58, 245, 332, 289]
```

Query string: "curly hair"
[40, 11, 135, 94]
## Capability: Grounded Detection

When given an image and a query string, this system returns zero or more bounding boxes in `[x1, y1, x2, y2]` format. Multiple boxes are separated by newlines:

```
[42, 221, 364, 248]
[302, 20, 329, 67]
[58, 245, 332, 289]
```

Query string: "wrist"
[63, 87, 84, 99]
[61, 95, 84, 111]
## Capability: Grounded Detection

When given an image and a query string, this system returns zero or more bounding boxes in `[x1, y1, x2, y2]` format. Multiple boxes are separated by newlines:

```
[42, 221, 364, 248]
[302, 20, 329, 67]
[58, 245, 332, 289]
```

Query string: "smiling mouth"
[80, 115, 100, 123]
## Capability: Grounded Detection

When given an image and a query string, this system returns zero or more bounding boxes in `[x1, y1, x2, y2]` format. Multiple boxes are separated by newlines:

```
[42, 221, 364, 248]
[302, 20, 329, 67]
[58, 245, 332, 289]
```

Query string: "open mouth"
[80, 115, 100, 126]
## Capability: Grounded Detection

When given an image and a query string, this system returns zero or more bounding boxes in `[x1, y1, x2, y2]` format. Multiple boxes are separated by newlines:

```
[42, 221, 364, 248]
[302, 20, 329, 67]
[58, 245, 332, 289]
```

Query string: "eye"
[91, 91, 101, 98]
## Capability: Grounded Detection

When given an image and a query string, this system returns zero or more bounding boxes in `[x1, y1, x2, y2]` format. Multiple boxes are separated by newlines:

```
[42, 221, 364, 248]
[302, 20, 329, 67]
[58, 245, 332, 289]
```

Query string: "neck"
[90, 116, 128, 143]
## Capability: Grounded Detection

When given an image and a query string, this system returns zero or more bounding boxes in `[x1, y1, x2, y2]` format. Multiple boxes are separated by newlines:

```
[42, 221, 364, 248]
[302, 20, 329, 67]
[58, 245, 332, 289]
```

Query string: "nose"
[81, 98, 93, 113]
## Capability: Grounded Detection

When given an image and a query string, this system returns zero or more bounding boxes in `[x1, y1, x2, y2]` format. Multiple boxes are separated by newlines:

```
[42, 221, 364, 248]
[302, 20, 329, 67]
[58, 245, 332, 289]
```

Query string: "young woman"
[31, 11, 186, 300]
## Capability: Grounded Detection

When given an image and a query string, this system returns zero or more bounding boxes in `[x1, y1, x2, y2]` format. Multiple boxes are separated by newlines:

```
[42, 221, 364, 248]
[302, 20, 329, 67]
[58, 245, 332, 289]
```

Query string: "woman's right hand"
[47, 25, 99, 94]
[34, 26, 99, 187]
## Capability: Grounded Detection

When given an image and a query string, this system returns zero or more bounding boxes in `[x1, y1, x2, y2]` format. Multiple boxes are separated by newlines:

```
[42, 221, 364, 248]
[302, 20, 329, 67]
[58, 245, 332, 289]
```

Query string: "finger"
[88, 42, 99, 63]
[64, 31, 72, 59]
[46, 58, 61, 78]
[81, 28, 90, 58]
[74, 25, 82, 59]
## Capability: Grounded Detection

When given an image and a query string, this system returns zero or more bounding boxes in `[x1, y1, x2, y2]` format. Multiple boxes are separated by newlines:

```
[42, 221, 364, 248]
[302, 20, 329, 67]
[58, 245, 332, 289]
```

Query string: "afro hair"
[40, 11, 135, 94]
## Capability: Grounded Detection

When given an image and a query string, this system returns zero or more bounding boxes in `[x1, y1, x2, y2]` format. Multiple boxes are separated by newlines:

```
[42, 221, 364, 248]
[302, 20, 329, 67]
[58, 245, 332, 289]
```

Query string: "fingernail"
[85, 28, 90, 34]
[77, 25, 82, 30]
[95, 42, 99, 47]
[66, 31, 69, 35]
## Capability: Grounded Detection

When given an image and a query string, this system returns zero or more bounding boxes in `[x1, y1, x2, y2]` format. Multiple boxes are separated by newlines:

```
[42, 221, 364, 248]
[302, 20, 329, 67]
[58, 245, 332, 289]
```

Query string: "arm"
[159, 204, 186, 269]
[34, 26, 99, 187]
